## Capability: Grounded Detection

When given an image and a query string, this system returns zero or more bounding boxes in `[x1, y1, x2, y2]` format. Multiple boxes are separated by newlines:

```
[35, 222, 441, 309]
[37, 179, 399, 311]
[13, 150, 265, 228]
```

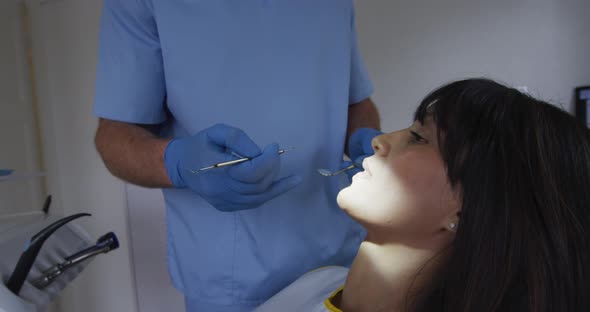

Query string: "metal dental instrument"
[189, 148, 293, 173]
[32, 232, 119, 289]
[6, 213, 91, 295]
[317, 164, 356, 177]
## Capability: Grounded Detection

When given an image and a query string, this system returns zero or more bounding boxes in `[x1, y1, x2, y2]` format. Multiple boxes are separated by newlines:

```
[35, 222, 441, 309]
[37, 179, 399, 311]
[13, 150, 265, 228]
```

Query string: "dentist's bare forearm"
[94, 118, 173, 188]
[346, 98, 381, 150]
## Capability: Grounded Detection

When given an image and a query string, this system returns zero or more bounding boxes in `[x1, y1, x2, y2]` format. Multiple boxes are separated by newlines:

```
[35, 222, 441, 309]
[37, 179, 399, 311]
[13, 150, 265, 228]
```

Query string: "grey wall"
[354, 0, 590, 132]
[0, 0, 45, 217]
[26, 0, 138, 311]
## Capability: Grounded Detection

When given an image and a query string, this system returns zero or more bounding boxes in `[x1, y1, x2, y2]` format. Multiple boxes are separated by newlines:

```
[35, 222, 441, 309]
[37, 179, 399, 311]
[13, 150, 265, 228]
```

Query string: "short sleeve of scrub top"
[93, 0, 167, 124]
[348, 8, 374, 105]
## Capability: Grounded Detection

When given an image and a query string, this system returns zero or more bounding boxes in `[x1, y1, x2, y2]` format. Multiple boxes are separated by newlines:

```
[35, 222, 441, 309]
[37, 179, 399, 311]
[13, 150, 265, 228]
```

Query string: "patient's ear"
[446, 213, 460, 233]
[445, 189, 461, 233]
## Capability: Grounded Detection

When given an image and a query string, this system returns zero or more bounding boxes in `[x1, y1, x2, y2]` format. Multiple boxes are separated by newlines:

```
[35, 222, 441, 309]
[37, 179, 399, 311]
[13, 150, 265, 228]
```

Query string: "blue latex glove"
[345, 127, 383, 179]
[164, 124, 302, 212]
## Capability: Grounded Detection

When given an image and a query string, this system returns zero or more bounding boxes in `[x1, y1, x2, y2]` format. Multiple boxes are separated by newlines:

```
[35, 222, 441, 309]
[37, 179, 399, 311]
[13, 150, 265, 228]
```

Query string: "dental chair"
[0, 212, 118, 312]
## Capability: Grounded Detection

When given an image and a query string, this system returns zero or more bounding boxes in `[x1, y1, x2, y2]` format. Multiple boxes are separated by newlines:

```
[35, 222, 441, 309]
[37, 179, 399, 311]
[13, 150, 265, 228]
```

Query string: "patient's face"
[337, 118, 460, 242]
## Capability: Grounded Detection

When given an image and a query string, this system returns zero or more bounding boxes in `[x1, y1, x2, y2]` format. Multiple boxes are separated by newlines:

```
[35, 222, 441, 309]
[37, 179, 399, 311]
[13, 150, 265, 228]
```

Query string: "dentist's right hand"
[164, 124, 302, 212]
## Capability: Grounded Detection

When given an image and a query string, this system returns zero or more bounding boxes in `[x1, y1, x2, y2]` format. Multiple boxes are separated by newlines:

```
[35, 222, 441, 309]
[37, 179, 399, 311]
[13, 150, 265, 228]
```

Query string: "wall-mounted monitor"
[575, 86, 590, 127]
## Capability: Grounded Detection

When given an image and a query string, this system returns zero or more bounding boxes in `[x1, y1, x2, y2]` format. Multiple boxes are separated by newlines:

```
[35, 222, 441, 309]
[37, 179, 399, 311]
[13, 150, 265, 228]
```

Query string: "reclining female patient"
[255, 78, 590, 312]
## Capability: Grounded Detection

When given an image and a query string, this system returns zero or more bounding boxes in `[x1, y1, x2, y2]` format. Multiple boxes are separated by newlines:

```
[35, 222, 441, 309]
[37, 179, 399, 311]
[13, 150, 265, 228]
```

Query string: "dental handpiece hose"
[32, 232, 119, 289]
[5, 213, 90, 295]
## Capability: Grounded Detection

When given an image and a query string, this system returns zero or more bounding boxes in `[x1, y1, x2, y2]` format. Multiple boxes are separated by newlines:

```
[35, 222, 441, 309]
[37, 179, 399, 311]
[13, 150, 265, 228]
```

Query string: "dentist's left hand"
[164, 124, 302, 212]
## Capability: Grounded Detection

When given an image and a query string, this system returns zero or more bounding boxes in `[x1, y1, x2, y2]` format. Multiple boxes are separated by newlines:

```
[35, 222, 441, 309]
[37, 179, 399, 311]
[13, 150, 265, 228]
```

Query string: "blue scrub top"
[94, 0, 373, 309]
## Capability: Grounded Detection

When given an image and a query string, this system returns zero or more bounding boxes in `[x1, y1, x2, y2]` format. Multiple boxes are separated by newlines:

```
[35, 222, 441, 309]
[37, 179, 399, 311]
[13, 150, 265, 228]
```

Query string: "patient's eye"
[410, 131, 428, 144]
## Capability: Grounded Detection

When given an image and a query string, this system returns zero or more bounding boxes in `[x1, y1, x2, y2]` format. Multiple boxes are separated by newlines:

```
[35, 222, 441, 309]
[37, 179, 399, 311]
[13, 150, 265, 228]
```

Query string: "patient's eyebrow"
[412, 119, 437, 141]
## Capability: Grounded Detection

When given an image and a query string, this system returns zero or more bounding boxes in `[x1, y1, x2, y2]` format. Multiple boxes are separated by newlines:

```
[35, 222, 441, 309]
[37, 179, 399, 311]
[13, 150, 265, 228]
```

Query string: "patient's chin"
[336, 186, 361, 218]
[336, 189, 346, 207]
[336, 187, 352, 211]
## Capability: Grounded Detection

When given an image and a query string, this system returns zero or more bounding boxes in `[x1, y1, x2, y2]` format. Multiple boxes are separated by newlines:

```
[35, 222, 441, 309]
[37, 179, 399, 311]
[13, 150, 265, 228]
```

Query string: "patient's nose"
[372, 134, 390, 157]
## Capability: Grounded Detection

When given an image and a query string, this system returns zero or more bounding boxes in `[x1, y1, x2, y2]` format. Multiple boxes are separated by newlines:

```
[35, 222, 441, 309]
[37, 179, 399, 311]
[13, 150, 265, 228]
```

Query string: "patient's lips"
[362, 159, 372, 176]
[353, 159, 372, 180]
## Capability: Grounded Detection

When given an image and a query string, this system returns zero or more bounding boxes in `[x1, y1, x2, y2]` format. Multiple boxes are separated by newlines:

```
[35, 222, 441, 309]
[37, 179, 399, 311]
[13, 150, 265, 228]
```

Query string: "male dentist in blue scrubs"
[93, 0, 381, 311]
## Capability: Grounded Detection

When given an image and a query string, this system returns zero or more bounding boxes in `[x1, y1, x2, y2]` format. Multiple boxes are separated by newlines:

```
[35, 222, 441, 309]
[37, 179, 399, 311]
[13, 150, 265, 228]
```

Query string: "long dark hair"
[413, 79, 590, 311]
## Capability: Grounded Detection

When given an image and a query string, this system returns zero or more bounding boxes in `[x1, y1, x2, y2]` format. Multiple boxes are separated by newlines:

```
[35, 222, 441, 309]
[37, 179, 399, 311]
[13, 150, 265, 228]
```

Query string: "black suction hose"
[5, 213, 91, 295]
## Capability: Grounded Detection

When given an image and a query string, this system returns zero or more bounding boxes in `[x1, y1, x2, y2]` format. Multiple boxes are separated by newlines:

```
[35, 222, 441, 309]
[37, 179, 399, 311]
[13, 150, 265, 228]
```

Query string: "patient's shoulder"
[301, 265, 349, 278]
[254, 266, 348, 312]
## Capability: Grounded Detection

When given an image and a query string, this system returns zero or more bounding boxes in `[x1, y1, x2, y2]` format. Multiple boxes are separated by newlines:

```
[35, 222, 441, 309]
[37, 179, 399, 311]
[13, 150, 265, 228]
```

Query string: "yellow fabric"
[323, 285, 345, 312]
[252, 266, 349, 312]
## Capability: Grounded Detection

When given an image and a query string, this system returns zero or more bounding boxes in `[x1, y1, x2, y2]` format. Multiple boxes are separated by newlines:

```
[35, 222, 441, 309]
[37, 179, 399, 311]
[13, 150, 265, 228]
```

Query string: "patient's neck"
[339, 233, 448, 312]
